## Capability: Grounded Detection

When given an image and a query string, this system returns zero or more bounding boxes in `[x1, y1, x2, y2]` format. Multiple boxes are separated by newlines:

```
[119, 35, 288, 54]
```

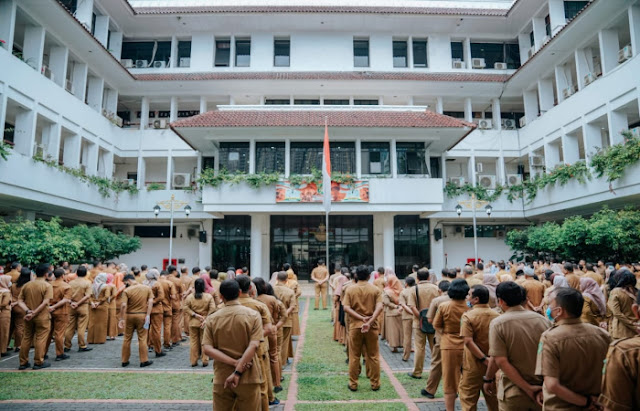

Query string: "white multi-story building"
[1, 0, 639, 279]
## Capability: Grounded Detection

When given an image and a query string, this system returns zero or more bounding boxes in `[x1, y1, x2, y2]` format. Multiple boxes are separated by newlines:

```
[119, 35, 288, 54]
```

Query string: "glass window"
[451, 41, 464, 61]
[529, 31, 535, 48]
[429, 157, 442, 178]
[294, 99, 320, 105]
[564, 1, 588, 20]
[394, 215, 429, 278]
[265, 99, 290, 105]
[3, 122, 14, 144]
[361, 142, 390, 175]
[178, 41, 191, 67]
[202, 156, 215, 170]
[330, 142, 355, 174]
[443, 111, 465, 119]
[122, 41, 171, 66]
[504, 44, 521, 69]
[59, 0, 77, 13]
[218, 142, 250, 173]
[324, 99, 350, 105]
[274, 39, 290, 67]
[215, 39, 231, 67]
[213, 215, 251, 272]
[464, 225, 507, 238]
[393, 40, 408, 68]
[235, 38, 251, 67]
[256, 142, 285, 174]
[291, 142, 322, 174]
[413, 39, 428, 67]
[545, 15, 551, 37]
[354, 99, 378, 105]
[396, 142, 427, 175]
[471, 43, 521, 69]
[353, 39, 369, 67]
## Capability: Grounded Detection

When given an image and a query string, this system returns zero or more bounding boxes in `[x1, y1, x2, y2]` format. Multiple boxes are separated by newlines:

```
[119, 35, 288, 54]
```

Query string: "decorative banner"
[276, 181, 369, 203]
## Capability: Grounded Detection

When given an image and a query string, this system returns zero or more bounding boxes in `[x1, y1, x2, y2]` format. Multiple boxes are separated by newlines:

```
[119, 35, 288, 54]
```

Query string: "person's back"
[522, 275, 545, 310]
[123, 283, 152, 313]
[600, 334, 640, 410]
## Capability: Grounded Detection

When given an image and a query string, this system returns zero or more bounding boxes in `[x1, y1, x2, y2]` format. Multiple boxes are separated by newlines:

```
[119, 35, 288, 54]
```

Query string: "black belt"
[127, 311, 147, 314]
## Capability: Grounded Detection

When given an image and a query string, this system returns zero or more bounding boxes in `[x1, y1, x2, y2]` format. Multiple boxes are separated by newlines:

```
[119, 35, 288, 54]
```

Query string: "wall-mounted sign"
[276, 181, 369, 203]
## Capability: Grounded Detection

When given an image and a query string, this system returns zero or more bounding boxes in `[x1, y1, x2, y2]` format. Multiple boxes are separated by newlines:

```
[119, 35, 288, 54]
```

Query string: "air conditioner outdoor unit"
[542, 35, 551, 45]
[471, 58, 486, 69]
[528, 47, 535, 58]
[519, 117, 527, 128]
[562, 87, 574, 99]
[152, 61, 166, 68]
[135, 59, 148, 68]
[172, 173, 191, 188]
[618, 45, 632, 63]
[41, 65, 54, 81]
[448, 177, 465, 187]
[65, 79, 74, 94]
[529, 155, 545, 167]
[494, 62, 507, 70]
[584, 73, 596, 86]
[502, 119, 516, 130]
[452, 59, 464, 69]
[153, 119, 167, 129]
[121, 59, 134, 68]
[478, 175, 497, 189]
[477, 119, 493, 130]
[496, 230, 506, 239]
[179, 57, 191, 67]
[506, 173, 522, 186]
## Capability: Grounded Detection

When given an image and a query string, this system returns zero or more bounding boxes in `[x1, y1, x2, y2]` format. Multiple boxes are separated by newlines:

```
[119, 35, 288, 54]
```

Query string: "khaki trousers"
[10, 307, 25, 349]
[314, 282, 328, 309]
[162, 312, 172, 347]
[0, 310, 10, 354]
[276, 327, 283, 374]
[189, 325, 208, 365]
[279, 326, 292, 369]
[498, 394, 541, 411]
[65, 304, 89, 349]
[213, 383, 260, 411]
[20, 316, 50, 366]
[258, 350, 270, 410]
[412, 328, 435, 377]
[149, 313, 163, 353]
[402, 318, 413, 361]
[183, 311, 190, 336]
[171, 308, 182, 344]
[441, 348, 463, 395]
[46, 312, 68, 356]
[347, 327, 380, 390]
[459, 362, 499, 411]
[121, 313, 149, 364]
[268, 332, 281, 388]
[107, 307, 117, 338]
[425, 336, 443, 394]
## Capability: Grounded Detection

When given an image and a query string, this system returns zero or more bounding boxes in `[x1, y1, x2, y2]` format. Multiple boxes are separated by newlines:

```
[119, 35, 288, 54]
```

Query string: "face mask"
[466, 301, 473, 309]
[546, 307, 558, 322]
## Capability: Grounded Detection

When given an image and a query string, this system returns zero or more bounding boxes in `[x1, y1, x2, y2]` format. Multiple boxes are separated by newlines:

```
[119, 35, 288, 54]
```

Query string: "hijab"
[92, 273, 108, 299]
[334, 274, 348, 297]
[579, 277, 606, 315]
[483, 274, 499, 302]
[553, 275, 569, 288]
[0, 275, 11, 293]
[227, 270, 236, 280]
[384, 267, 395, 280]
[200, 272, 214, 293]
[269, 272, 279, 286]
[106, 273, 114, 285]
[384, 274, 403, 303]
[145, 269, 160, 287]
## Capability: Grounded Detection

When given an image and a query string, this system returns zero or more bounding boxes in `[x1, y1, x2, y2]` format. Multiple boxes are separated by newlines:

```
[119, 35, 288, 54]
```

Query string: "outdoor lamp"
[153, 205, 161, 217]
[184, 205, 192, 217]
[455, 204, 462, 217]
[485, 204, 493, 217]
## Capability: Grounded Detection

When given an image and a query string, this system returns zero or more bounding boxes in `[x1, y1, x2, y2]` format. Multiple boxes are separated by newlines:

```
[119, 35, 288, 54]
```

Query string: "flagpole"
[324, 117, 330, 275]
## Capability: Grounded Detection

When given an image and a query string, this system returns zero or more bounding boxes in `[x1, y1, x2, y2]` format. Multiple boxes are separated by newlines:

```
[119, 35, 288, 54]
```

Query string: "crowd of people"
[327, 260, 640, 411]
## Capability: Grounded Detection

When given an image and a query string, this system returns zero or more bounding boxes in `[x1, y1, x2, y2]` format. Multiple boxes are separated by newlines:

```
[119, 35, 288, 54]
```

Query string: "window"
[564, 1, 588, 20]
[202, 157, 215, 170]
[443, 111, 465, 119]
[545, 15, 551, 37]
[59, 0, 77, 13]
[265, 99, 291, 105]
[291, 142, 322, 174]
[134, 226, 175, 238]
[218, 142, 250, 173]
[3, 123, 15, 144]
[470, 43, 521, 69]
[121, 41, 171, 66]
[274, 38, 290, 67]
[91, 13, 96, 35]
[451, 41, 464, 61]
[361, 142, 390, 175]
[394, 215, 429, 278]
[353, 39, 369, 67]
[294, 99, 320, 105]
[330, 142, 355, 174]
[413, 39, 428, 67]
[256, 142, 285, 174]
[213, 215, 251, 272]
[235, 38, 251, 67]
[504, 44, 521, 69]
[464, 225, 506, 238]
[215, 39, 230, 67]
[393, 40, 408, 68]
[396, 142, 427, 175]
[126, 172, 138, 182]
[178, 41, 191, 67]
[354, 99, 378, 105]
[323, 99, 350, 105]
[529, 31, 535, 48]
[429, 157, 442, 178]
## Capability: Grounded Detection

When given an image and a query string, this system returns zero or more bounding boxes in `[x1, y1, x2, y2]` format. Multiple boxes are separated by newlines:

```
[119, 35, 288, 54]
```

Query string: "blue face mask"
[546, 307, 555, 321]
[466, 301, 473, 309]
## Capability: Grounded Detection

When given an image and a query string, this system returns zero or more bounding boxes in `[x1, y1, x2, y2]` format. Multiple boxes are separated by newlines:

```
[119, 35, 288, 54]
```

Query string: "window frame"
[353, 38, 370, 68]
[412, 38, 428, 68]
[235, 38, 251, 67]
[392, 39, 408, 68]
[274, 38, 291, 67]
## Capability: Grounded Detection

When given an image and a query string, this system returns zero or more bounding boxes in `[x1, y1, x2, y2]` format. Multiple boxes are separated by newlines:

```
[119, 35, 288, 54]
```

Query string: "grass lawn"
[295, 403, 407, 411]
[297, 306, 349, 374]
[394, 372, 444, 399]
[297, 373, 398, 401]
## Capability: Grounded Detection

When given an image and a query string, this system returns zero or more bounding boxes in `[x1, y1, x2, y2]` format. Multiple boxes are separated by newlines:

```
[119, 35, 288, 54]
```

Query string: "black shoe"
[63, 348, 70, 353]
[180, 338, 187, 342]
[33, 362, 51, 370]
[164, 346, 173, 351]
[407, 372, 421, 379]
[273, 386, 283, 393]
[1, 353, 9, 357]
[118, 333, 124, 337]
[155, 351, 166, 358]
[269, 398, 280, 406]
[14, 347, 20, 352]
[402, 358, 408, 362]
[171, 342, 179, 347]
[191, 363, 198, 367]
[122, 361, 130, 367]
[18, 362, 31, 370]
[55, 354, 70, 361]
[345, 358, 349, 364]
[140, 360, 153, 367]
[202, 363, 208, 367]
[348, 385, 357, 392]
[148, 347, 154, 352]
[44, 355, 49, 360]
[280, 376, 285, 382]
[372, 387, 380, 391]
[78, 347, 92, 352]
[421, 389, 435, 399]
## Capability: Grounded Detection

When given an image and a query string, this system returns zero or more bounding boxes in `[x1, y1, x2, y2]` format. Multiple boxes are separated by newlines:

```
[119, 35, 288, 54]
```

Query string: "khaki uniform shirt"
[607, 288, 637, 339]
[382, 292, 401, 317]
[408, 272, 418, 282]
[159, 278, 174, 314]
[428, 294, 450, 340]
[0, 292, 11, 313]
[522, 278, 546, 309]
[274, 284, 295, 327]
[91, 286, 111, 307]
[407, 281, 439, 328]
[565, 273, 581, 289]
[460, 304, 499, 372]
[69, 277, 92, 305]
[150, 282, 165, 314]
[256, 294, 281, 325]
[202, 300, 264, 385]
[489, 305, 551, 399]
[167, 276, 183, 310]
[210, 279, 222, 306]
[399, 287, 414, 320]
[465, 276, 483, 287]
[599, 335, 640, 411]
[433, 299, 468, 350]
[50, 278, 72, 315]
[238, 296, 271, 355]
[7, 269, 20, 284]
[18, 277, 53, 321]
[311, 266, 328, 283]
[342, 281, 383, 330]
[584, 271, 604, 286]
[122, 284, 153, 314]
[581, 296, 604, 326]
[183, 293, 217, 327]
[286, 280, 301, 313]
[535, 318, 611, 410]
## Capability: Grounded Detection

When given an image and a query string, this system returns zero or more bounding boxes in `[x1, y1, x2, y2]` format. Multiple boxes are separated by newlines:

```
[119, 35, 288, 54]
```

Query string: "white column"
[497, 155, 507, 185]
[103, 150, 114, 178]
[436, 97, 444, 114]
[390, 139, 397, 178]
[86, 142, 99, 176]
[0, 0, 17, 53]
[430, 219, 445, 274]
[532, 17, 546, 50]
[250, 214, 270, 280]
[72, 63, 88, 102]
[110, 31, 123, 59]
[13, 108, 35, 157]
[199, 96, 208, 113]
[544, 141, 561, 170]
[523, 90, 539, 123]
[45, 123, 61, 162]
[555, 65, 569, 103]
[464, 98, 473, 123]
[537, 79, 554, 112]
[196, 153, 203, 177]
[463, 38, 472, 68]
[379, 213, 395, 269]
[170, 35, 178, 68]
[492, 98, 501, 130]
[469, 154, 477, 185]
[198, 219, 213, 268]
[94, 15, 109, 47]
[562, 134, 580, 164]
[407, 37, 414, 68]
[23, 25, 45, 71]
[74, 0, 94, 30]
[608, 109, 628, 145]
[170, 96, 178, 123]
[166, 152, 173, 189]
[574, 49, 589, 91]
[136, 156, 146, 189]
[518, 33, 531, 64]
[284, 138, 291, 178]
[548, 0, 566, 35]
[230, 36, 236, 68]
[0, 95, 6, 146]
[355, 138, 362, 179]
[583, 123, 602, 161]
[105, 89, 118, 116]
[440, 154, 447, 183]
[49, 46, 69, 88]
[140, 97, 149, 130]
[249, 139, 256, 174]
[63, 133, 81, 168]
[630, 6, 640, 58]
[599, 29, 620, 75]
[86, 76, 105, 113]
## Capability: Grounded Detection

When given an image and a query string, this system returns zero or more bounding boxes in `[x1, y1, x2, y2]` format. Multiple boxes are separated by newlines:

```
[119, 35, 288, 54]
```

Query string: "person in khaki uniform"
[483, 282, 551, 411]
[183, 278, 216, 367]
[311, 260, 329, 310]
[535, 288, 611, 410]
[433, 279, 470, 411]
[64, 266, 93, 352]
[46, 268, 71, 361]
[17, 264, 53, 370]
[166, 266, 184, 345]
[583, 263, 604, 286]
[0, 275, 12, 357]
[119, 274, 153, 367]
[87, 273, 111, 344]
[422, 280, 451, 398]
[203, 279, 263, 411]
[181, 267, 199, 336]
[6, 262, 21, 284]
[159, 271, 175, 350]
[10, 268, 30, 353]
[407, 268, 440, 379]
[599, 288, 640, 411]
[274, 271, 295, 370]
[522, 267, 546, 313]
[343, 265, 384, 392]
[607, 271, 638, 340]
[399, 277, 416, 362]
[286, 272, 302, 343]
[145, 269, 166, 357]
[459, 285, 499, 411]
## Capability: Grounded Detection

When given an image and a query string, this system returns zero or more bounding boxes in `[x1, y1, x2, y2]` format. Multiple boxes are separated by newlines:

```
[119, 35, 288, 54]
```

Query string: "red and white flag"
[322, 120, 331, 212]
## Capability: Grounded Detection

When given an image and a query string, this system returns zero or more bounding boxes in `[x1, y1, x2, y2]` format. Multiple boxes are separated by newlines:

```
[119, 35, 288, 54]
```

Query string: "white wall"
[442, 227, 515, 268]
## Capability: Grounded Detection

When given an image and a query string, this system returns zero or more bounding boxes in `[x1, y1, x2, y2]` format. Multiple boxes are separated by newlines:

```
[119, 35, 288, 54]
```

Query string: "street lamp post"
[154, 194, 191, 267]
[456, 194, 492, 265]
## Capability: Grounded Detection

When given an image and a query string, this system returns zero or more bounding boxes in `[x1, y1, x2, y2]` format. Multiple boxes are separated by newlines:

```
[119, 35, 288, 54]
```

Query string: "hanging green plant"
[146, 182, 166, 191]
[590, 131, 640, 183]
[0, 141, 12, 161]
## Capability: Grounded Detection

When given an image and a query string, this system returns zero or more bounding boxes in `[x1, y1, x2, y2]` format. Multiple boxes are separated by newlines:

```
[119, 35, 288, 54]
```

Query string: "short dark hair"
[219, 279, 240, 301]
[544, 269, 554, 281]
[209, 269, 219, 280]
[242, 266, 248, 274]
[77, 266, 87, 277]
[446, 269, 457, 279]
[554, 288, 583, 318]
[318, 260, 325, 265]
[447, 279, 470, 300]
[412, 264, 419, 272]
[496, 281, 526, 307]
[141, 265, 148, 271]
[377, 266, 385, 274]
[181, 266, 188, 273]
[283, 263, 291, 271]
[236, 275, 251, 293]
[438, 280, 450, 292]
[471, 285, 490, 304]
[356, 265, 370, 281]
[405, 277, 416, 287]
[563, 262, 574, 272]
[192, 267, 200, 274]
[53, 268, 65, 278]
[498, 262, 506, 269]
[253, 277, 267, 295]
[417, 268, 429, 281]
[132, 268, 140, 275]
[160, 270, 168, 276]
[277, 271, 288, 282]
[477, 262, 484, 271]
[586, 263, 594, 271]
[167, 265, 177, 274]
[11, 262, 20, 270]
[194, 278, 205, 299]
[124, 274, 135, 282]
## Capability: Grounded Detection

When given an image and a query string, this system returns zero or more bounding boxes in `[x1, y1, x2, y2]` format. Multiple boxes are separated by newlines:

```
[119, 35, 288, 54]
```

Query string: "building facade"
[1, 0, 640, 279]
